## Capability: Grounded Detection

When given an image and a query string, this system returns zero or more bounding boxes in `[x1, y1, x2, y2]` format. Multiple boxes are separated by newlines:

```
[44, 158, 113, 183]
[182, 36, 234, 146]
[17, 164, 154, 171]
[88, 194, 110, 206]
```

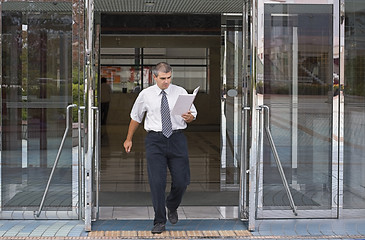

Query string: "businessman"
[123, 62, 197, 234]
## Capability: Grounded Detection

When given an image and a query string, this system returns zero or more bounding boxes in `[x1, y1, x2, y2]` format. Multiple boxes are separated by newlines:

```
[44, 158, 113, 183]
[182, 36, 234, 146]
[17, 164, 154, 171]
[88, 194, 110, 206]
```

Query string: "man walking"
[123, 62, 197, 234]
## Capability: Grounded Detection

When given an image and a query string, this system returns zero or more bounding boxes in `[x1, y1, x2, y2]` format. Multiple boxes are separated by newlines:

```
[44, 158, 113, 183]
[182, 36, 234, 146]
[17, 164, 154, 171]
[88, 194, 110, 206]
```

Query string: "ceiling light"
[145, 1, 155, 7]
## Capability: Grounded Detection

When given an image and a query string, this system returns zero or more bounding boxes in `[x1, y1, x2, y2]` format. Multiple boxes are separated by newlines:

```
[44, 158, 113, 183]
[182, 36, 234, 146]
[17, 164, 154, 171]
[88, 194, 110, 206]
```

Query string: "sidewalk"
[0, 218, 364, 239]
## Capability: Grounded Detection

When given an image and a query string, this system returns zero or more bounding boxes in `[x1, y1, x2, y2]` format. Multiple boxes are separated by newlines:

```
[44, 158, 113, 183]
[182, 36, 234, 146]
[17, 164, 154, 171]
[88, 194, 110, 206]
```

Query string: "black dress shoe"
[151, 223, 165, 234]
[168, 209, 178, 224]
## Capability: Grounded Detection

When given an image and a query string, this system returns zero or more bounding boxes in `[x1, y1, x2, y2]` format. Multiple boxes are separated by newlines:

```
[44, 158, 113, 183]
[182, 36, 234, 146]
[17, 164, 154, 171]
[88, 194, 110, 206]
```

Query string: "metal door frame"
[84, 0, 102, 231]
[84, 0, 95, 231]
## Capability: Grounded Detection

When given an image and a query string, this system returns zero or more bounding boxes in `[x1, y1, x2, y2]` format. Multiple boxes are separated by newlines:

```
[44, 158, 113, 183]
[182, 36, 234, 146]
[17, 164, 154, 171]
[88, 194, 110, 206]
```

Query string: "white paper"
[172, 86, 200, 115]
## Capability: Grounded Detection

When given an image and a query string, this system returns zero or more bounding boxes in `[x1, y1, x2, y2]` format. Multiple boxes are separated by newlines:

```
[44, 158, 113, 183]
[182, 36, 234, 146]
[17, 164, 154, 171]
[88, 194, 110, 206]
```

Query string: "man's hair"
[152, 62, 172, 77]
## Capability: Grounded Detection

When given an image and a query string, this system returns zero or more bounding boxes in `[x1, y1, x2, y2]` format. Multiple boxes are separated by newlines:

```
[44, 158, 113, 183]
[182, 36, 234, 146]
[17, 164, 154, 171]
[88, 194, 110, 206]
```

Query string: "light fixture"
[145, 0, 155, 7]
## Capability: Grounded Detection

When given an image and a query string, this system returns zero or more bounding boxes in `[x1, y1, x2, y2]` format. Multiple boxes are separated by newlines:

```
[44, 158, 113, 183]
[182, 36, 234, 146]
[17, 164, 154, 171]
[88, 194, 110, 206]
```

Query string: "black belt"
[148, 129, 183, 134]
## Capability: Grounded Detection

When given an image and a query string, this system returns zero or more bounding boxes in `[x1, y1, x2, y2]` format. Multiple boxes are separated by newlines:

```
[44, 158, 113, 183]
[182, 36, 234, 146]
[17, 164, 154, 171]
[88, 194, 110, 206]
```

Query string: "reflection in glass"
[343, 0, 365, 210]
[263, 4, 333, 210]
[1, 9, 72, 211]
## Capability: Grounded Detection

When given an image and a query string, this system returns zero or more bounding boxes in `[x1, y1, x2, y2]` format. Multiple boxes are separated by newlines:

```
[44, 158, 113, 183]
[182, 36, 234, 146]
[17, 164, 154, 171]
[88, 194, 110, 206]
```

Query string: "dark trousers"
[145, 131, 190, 225]
[101, 102, 109, 125]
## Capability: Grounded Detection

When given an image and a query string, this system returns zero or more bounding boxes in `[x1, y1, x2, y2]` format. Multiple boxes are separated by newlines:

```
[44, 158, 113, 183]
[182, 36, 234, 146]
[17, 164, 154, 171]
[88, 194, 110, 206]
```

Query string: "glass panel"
[344, 0, 365, 209]
[262, 4, 333, 211]
[221, 15, 243, 188]
[1, 6, 73, 211]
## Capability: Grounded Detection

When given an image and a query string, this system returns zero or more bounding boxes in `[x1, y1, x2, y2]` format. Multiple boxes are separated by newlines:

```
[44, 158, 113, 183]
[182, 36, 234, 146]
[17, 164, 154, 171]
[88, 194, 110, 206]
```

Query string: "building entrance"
[2, 0, 365, 234]
[95, 13, 242, 220]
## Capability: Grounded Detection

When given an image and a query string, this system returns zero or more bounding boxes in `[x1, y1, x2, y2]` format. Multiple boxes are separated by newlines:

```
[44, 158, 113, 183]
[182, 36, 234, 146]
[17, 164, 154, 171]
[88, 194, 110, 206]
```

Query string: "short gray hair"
[152, 62, 172, 77]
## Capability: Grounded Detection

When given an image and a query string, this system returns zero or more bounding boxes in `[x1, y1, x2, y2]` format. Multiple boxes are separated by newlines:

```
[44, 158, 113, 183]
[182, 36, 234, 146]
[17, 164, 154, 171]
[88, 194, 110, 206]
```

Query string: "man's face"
[154, 71, 172, 90]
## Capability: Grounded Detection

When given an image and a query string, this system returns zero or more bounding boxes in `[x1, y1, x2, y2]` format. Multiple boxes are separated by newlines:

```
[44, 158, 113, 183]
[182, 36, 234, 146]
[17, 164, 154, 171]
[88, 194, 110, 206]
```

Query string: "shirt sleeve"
[190, 103, 198, 119]
[130, 92, 146, 123]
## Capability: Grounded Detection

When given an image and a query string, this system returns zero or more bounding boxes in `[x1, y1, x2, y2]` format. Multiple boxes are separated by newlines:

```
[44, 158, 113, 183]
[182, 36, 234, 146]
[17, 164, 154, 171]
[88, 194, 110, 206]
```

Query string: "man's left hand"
[182, 111, 194, 123]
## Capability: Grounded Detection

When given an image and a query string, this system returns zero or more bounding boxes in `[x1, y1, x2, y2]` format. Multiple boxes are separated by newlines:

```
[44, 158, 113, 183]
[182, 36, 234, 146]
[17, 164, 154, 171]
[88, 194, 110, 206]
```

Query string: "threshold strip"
[88, 230, 251, 238]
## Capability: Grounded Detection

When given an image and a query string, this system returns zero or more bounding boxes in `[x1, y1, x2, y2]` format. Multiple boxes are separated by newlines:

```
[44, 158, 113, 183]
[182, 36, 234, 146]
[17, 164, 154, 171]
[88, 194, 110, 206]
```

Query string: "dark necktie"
[161, 90, 173, 138]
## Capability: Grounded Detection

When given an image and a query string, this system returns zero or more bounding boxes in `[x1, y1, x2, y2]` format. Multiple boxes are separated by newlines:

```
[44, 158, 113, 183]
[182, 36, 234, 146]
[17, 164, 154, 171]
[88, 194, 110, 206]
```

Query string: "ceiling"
[96, 0, 243, 13]
[2, 0, 244, 13]
[4, 1, 363, 14]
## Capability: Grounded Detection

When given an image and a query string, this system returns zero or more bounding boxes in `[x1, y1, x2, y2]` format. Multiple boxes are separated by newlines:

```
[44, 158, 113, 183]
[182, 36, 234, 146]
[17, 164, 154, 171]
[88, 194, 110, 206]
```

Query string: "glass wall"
[344, 0, 365, 211]
[1, 3, 74, 214]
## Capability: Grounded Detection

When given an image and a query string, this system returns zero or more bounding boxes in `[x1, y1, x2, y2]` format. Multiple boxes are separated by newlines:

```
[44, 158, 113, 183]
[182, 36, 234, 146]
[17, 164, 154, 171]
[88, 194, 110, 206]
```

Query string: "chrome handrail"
[91, 106, 100, 220]
[260, 105, 298, 216]
[78, 106, 85, 219]
[34, 104, 77, 217]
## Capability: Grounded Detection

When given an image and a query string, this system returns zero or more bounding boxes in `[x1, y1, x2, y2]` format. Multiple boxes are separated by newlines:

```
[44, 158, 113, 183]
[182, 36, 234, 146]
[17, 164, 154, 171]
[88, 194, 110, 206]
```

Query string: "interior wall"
[100, 35, 221, 129]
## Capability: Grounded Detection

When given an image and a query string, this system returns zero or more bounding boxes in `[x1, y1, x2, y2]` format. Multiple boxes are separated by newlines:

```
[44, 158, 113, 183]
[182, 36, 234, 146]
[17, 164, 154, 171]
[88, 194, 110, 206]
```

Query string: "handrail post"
[34, 104, 77, 217]
[78, 106, 85, 219]
[259, 105, 298, 216]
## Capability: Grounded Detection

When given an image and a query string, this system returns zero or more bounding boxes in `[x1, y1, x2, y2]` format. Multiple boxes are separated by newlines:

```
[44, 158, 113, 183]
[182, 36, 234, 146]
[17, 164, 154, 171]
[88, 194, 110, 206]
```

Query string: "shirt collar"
[154, 84, 172, 95]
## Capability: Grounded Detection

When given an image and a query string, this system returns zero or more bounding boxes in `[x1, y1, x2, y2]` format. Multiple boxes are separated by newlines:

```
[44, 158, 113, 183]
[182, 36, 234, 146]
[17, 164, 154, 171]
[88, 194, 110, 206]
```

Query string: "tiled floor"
[99, 206, 239, 220]
[100, 124, 225, 194]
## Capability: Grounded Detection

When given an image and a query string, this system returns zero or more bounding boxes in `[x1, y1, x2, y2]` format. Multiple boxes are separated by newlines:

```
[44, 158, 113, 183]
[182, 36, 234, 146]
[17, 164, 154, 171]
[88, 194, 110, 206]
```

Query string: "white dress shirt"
[130, 84, 197, 132]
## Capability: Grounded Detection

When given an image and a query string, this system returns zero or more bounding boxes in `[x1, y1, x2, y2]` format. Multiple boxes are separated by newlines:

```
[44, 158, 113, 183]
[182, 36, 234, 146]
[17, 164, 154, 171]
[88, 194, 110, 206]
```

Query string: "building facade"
[0, 0, 364, 231]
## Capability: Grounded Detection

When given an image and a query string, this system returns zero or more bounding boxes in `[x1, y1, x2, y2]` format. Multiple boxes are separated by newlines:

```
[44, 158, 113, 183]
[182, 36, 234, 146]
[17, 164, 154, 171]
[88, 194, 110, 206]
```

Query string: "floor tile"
[268, 221, 286, 235]
[344, 220, 359, 235]
[295, 221, 309, 235]
[281, 221, 298, 236]
[319, 222, 335, 235]
[182, 206, 221, 219]
[357, 221, 365, 235]
[218, 206, 238, 219]
[330, 221, 347, 235]
[113, 206, 149, 219]
[306, 221, 322, 235]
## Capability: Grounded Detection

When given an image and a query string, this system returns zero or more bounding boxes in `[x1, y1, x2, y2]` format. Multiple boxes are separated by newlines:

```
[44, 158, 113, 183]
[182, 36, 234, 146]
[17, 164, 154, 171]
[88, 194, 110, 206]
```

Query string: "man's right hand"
[123, 140, 132, 153]
[123, 119, 140, 153]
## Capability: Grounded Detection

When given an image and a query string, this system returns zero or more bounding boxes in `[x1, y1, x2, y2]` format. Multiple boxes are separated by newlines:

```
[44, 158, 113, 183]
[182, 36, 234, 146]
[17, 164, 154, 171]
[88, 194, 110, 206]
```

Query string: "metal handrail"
[78, 106, 85, 219]
[91, 106, 100, 220]
[34, 104, 77, 217]
[260, 105, 298, 216]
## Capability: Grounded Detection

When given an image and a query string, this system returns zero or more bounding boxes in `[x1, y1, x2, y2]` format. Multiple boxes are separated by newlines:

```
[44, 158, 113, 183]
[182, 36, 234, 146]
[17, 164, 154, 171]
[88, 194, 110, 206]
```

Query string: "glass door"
[249, 0, 340, 223]
[0, 2, 78, 219]
[343, 0, 365, 217]
[221, 14, 243, 193]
